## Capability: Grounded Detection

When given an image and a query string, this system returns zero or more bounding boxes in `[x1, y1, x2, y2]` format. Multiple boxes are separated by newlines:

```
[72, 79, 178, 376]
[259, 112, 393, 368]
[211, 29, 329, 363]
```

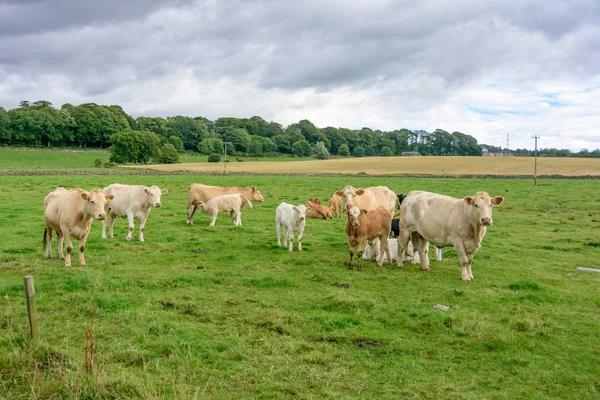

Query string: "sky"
[1, 0, 599, 151]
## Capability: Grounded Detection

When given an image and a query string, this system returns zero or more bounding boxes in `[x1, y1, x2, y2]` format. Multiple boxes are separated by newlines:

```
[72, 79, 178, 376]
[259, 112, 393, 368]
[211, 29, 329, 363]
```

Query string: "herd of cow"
[42, 182, 504, 281]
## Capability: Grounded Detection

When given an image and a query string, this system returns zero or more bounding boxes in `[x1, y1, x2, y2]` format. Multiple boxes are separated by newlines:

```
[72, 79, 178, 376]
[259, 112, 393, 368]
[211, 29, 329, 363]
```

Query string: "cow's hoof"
[139, 239, 145, 242]
[80, 263, 86, 267]
[59, 256, 65, 261]
[126, 237, 132, 241]
[65, 264, 71, 268]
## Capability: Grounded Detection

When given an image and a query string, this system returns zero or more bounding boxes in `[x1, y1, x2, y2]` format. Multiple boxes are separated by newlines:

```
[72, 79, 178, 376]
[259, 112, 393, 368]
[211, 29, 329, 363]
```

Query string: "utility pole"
[531, 135, 540, 185]
[223, 142, 232, 175]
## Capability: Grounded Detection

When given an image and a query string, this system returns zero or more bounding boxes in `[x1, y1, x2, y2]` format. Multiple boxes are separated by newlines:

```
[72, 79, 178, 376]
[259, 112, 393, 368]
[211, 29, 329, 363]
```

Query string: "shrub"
[208, 153, 221, 163]
[94, 159, 104, 167]
[380, 146, 393, 156]
[156, 143, 180, 164]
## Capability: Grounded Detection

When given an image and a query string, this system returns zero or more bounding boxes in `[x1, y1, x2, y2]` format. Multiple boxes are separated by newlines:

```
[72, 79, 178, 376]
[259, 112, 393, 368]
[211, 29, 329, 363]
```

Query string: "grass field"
[1, 168, 599, 398]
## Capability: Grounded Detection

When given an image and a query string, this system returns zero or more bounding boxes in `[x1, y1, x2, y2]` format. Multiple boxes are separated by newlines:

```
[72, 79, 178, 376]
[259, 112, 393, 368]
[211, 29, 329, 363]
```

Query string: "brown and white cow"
[195, 193, 252, 226]
[336, 185, 396, 213]
[345, 205, 393, 271]
[306, 198, 333, 219]
[187, 184, 264, 225]
[44, 187, 113, 267]
[328, 192, 343, 218]
[396, 190, 504, 281]
[101, 184, 168, 242]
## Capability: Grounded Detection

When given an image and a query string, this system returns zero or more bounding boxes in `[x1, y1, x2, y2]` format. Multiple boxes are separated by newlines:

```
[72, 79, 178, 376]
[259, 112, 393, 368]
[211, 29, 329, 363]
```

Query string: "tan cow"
[396, 191, 504, 281]
[306, 198, 332, 219]
[195, 193, 252, 226]
[336, 185, 397, 213]
[43, 187, 113, 267]
[101, 184, 168, 242]
[345, 205, 393, 271]
[328, 192, 343, 218]
[187, 184, 264, 225]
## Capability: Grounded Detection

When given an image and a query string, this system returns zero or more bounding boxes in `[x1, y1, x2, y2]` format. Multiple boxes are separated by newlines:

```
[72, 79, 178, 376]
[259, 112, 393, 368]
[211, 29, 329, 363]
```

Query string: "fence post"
[24, 275, 40, 342]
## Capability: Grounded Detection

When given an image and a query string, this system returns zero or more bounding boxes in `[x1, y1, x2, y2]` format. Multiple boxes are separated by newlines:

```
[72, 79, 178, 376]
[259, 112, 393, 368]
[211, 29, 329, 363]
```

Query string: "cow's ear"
[292, 206, 297, 212]
[144, 188, 149, 194]
[356, 189, 365, 195]
[343, 208, 349, 215]
[464, 197, 474, 206]
[492, 196, 504, 206]
[335, 190, 343, 196]
[105, 194, 114, 202]
[252, 187, 258, 192]
[161, 189, 168, 195]
[80, 192, 88, 200]
[361, 209, 368, 216]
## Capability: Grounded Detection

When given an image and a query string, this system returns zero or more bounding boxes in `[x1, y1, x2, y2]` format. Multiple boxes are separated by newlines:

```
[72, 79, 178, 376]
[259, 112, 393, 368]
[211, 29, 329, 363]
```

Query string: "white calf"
[276, 203, 309, 252]
[195, 193, 252, 226]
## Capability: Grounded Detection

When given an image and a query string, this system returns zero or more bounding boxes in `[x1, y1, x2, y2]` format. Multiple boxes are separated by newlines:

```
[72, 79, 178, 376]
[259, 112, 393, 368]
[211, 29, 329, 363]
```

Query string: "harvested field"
[128, 156, 600, 176]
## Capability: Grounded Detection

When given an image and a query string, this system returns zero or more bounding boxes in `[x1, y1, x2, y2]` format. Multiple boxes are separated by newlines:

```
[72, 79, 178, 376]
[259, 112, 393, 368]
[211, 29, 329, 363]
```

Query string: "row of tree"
[1, 101, 598, 163]
[481, 144, 600, 158]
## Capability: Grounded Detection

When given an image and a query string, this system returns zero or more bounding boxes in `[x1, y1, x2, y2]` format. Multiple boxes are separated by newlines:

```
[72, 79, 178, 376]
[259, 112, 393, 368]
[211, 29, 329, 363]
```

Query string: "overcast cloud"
[1, 0, 599, 150]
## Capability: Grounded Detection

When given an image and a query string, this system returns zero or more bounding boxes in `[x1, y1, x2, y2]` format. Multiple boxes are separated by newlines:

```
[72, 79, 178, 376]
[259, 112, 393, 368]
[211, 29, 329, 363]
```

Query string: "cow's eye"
[90, 200, 95, 204]
[474, 204, 478, 208]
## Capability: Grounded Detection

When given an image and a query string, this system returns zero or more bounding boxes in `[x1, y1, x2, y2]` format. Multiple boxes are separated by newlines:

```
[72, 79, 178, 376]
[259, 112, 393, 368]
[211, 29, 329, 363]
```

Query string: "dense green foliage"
[155, 143, 180, 164]
[0, 173, 599, 399]
[207, 153, 221, 162]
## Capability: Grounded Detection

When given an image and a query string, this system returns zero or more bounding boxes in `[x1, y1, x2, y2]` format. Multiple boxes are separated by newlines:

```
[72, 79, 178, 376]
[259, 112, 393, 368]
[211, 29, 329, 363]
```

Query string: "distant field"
[134, 156, 600, 176]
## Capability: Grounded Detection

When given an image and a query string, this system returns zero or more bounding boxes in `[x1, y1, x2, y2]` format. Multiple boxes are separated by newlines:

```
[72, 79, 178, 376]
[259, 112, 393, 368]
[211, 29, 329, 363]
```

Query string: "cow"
[187, 184, 264, 225]
[195, 193, 252, 226]
[43, 187, 113, 267]
[362, 238, 399, 263]
[390, 218, 442, 262]
[276, 203, 309, 252]
[336, 185, 397, 213]
[306, 198, 333, 219]
[396, 191, 504, 281]
[345, 205, 393, 271]
[101, 184, 168, 242]
[328, 191, 343, 218]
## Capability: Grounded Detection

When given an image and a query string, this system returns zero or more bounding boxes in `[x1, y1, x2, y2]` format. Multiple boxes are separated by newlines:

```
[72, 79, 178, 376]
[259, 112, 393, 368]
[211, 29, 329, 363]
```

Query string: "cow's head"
[464, 192, 504, 227]
[144, 185, 168, 208]
[293, 204, 309, 222]
[81, 189, 113, 220]
[249, 186, 264, 202]
[195, 201, 208, 212]
[337, 185, 362, 207]
[346, 204, 367, 227]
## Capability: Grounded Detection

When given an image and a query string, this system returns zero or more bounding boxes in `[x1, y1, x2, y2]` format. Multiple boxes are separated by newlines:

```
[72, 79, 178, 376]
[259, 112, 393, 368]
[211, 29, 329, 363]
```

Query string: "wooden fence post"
[24, 275, 40, 342]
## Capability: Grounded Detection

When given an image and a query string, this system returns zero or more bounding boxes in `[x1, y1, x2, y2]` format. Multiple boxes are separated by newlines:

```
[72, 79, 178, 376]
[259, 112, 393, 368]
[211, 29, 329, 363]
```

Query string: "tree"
[156, 143, 180, 164]
[312, 141, 330, 159]
[166, 116, 207, 150]
[273, 134, 292, 154]
[109, 129, 160, 164]
[337, 143, 350, 156]
[380, 146, 393, 156]
[352, 146, 365, 157]
[292, 140, 312, 157]
[219, 126, 251, 154]
[0, 107, 11, 144]
[167, 135, 185, 153]
[322, 126, 347, 155]
[198, 137, 223, 155]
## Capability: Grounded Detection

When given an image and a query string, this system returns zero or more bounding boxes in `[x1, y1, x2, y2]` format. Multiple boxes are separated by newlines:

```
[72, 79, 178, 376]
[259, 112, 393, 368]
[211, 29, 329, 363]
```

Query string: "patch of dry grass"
[128, 156, 600, 176]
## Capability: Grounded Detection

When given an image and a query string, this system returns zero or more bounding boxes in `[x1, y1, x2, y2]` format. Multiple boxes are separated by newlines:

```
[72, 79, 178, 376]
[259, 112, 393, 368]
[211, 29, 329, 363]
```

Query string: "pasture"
[1, 172, 600, 398]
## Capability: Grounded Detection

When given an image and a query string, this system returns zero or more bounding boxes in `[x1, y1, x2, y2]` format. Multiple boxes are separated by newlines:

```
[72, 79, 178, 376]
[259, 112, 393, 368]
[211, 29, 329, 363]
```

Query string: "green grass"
[1, 174, 600, 399]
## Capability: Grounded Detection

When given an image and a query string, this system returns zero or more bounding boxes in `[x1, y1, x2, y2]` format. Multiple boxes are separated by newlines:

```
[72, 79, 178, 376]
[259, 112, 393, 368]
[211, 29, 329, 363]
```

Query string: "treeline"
[2, 100, 597, 163]
[482, 145, 600, 158]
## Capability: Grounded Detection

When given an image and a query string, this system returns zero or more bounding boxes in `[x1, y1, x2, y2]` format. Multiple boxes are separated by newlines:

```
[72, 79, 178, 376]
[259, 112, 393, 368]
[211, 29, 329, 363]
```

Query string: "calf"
[187, 184, 264, 225]
[362, 238, 399, 263]
[276, 203, 309, 252]
[397, 190, 504, 281]
[328, 191, 343, 218]
[44, 188, 113, 267]
[306, 198, 333, 219]
[101, 184, 168, 242]
[391, 218, 442, 262]
[195, 194, 252, 226]
[345, 205, 393, 271]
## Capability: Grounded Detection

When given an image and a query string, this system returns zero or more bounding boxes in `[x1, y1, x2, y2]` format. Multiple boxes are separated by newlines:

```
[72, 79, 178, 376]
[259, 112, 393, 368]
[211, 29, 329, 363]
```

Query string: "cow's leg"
[57, 231, 65, 260]
[380, 236, 393, 267]
[78, 234, 89, 267]
[138, 216, 147, 242]
[297, 229, 303, 251]
[454, 242, 471, 281]
[234, 209, 241, 226]
[347, 240, 355, 270]
[416, 236, 430, 272]
[288, 231, 294, 252]
[209, 211, 218, 226]
[186, 203, 196, 226]
[107, 213, 116, 239]
[467, 252, 474, 280]
[357, 237, 367, 272]
[44, 227, 53, 258]
[435, 246, 443, 262]
[124, 212, 135, 241]
[282, 226, 288, 247]
[276, 222, 282, 246]
[396, 228, 411, 268]
[63, 231, 73, 267]
[409, 233, 421, 264]
[101, 219, 107, 239]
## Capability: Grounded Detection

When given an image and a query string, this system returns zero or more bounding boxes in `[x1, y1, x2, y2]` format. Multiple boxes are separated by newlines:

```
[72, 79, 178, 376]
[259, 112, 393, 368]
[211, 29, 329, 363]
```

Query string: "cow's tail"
[43, 227, 48, 249]
[241, 195, 253, 209]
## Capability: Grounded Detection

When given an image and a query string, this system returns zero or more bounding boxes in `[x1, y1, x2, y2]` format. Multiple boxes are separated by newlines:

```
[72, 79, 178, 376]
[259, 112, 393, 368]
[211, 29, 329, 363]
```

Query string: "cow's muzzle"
[155, 203, 162, 208]
[481, 217, 492, 226]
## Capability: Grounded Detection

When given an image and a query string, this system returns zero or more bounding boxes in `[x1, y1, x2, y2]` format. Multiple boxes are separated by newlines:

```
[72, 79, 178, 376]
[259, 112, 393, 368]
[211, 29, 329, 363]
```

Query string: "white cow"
[362, 238, 399, 263]
[397, 190, 504, 281]
[101, 184, 168, 242]
[195, 193, 252, 226]
[276, 203, 309, 252]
